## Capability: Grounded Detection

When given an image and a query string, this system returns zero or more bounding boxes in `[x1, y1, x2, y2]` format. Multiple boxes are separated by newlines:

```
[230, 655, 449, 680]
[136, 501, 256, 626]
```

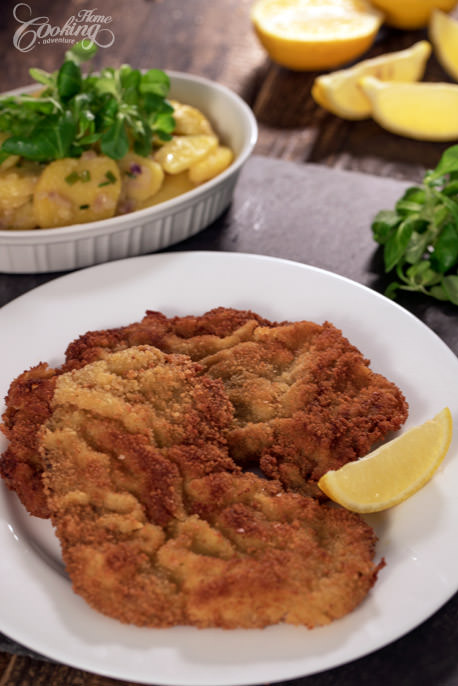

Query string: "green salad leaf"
[372, 145, 458, 306]
[0, 41, 175, 164]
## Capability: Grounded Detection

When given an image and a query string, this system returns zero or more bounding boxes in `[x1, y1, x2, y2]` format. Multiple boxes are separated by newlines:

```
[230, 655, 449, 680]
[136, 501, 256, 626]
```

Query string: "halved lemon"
[312, 40, 431, 119]
[360, 76, 458, 141]
[430, 9, 458, 81]
[369, 0, 458, 30]
[250, 0, 384, 71]
[318, 408, 453, 513]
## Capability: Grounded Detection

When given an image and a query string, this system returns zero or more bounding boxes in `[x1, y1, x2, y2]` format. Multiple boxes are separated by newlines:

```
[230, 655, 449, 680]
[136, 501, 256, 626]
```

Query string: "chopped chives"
[98, 170, 118, 187]
[65, 170, 91, 184]
[65, 171, 79, 185]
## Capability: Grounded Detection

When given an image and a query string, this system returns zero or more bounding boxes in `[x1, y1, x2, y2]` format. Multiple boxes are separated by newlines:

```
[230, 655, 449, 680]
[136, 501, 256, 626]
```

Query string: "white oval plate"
[0, 251, 457, 685]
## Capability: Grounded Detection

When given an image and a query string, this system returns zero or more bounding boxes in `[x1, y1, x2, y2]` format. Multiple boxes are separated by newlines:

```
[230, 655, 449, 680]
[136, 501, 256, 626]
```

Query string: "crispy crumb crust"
[40, 346, 382, 629]
[1, 307, 408, 518]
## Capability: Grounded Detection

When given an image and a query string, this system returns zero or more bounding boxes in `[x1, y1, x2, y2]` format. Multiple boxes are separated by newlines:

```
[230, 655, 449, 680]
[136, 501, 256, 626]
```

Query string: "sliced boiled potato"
[0, 162, 41, 213]
[118, 152, 164, 211]
[6, 199, 37, 230]
[154, 135, 218, 174]
[170, 100, 214, 135]
[0, 156, 21, 172]
[142, 172, 195, 208]
[189, 146, 234, 185]
[0, 133, 20, 172]
[34, 155, 121, 228]
[0, 161, 41, 229]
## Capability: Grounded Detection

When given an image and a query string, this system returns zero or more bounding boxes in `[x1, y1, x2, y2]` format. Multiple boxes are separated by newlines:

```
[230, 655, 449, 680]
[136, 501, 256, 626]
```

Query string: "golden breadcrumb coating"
[1, 308, 407, 517]
[40, 345, 381, 629]
[66, 308, 408, 494]
[0, 363, 58, 518]
[201, 320, 409, 492]
[1, 308, 268, 517]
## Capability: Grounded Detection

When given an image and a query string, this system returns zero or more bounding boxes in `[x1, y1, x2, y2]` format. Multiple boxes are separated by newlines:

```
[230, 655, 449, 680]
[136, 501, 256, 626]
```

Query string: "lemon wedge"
[250, 0, 384, 71]
[318, 408, 453, 513]
[360, 76, 458, 141]
[312, 40, 431, 119]
[370, 0, 458, 30]
[430, 10, 458, 81]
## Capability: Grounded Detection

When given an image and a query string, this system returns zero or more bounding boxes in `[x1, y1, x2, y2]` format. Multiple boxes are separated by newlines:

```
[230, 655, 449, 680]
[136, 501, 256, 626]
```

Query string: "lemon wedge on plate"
[318, 408, 453, 513]
[360, 76, 458, 140]
[370, 0, 458, 29]
[250, 0, 384, 71]
[312, 40, 431, 119]
[430, 9, 458, 81]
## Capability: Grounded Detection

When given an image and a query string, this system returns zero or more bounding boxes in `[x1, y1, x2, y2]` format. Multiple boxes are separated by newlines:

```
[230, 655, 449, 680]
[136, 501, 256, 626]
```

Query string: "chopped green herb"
[79, 204, 90, 209]
[98, 170, 117, 187]
[372, 144, 458, 306]
[65, 171, 80, 185]
[0, 41, 175, 165]
[65, 169, 92, 184]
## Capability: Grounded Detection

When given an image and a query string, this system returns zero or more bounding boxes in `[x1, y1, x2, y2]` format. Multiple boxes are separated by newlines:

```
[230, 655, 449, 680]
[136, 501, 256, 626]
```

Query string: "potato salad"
[0, 43, 233, 230]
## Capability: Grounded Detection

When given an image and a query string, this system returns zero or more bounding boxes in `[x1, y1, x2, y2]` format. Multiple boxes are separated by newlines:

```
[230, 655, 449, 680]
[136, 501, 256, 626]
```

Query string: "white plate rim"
[0, 250, 457, 686]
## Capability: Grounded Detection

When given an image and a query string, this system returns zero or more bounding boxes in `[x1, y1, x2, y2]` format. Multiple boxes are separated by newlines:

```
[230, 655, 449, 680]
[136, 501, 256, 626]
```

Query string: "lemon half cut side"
[312, 40, 431, 119]
[318, 408, 453, 513]
[250, 0, 384, 71]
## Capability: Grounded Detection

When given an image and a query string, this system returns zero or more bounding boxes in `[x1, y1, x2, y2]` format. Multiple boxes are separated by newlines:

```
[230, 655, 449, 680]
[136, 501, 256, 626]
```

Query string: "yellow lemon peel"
[360, 76, 458, 141]
[430, 9, 458, 81]
[370, 0, 458, 30]
[312, 40, 431, 120]
[318, 408, 453, 513]
[251, 0, 383, 71]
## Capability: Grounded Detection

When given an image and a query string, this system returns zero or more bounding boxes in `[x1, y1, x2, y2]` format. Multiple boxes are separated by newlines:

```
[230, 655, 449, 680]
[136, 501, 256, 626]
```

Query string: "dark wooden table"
[0, 1, 457, 685]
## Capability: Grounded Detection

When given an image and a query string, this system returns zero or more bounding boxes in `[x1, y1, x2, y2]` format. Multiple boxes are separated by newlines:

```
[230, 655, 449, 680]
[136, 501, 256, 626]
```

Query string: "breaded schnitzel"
[1, 307, 408, 517]
[40, 345, 382, 629]
[202, 320, 408, 493]
[1, 308, 267, 518]
[1, 363, 59, 518]
[64, 306, 273, 367]
[66, 308, 409, 495]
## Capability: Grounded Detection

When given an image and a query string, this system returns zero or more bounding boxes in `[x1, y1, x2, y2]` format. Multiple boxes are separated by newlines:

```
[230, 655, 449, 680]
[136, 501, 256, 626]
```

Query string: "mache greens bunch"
[0, 41, 175, 164]
[372, 144, 458, 306]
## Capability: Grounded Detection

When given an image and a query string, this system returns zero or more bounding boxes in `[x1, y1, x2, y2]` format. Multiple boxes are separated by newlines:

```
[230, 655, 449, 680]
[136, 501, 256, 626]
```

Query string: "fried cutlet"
[0, 308, 268, 518]
[64, 306, 273, 368]
[201, 320, 409, 493]
[40, 345, 382, 629]
[66, 308, 409, 495]
[0, 363, 59, 518]
[1, 307, 408, 516]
